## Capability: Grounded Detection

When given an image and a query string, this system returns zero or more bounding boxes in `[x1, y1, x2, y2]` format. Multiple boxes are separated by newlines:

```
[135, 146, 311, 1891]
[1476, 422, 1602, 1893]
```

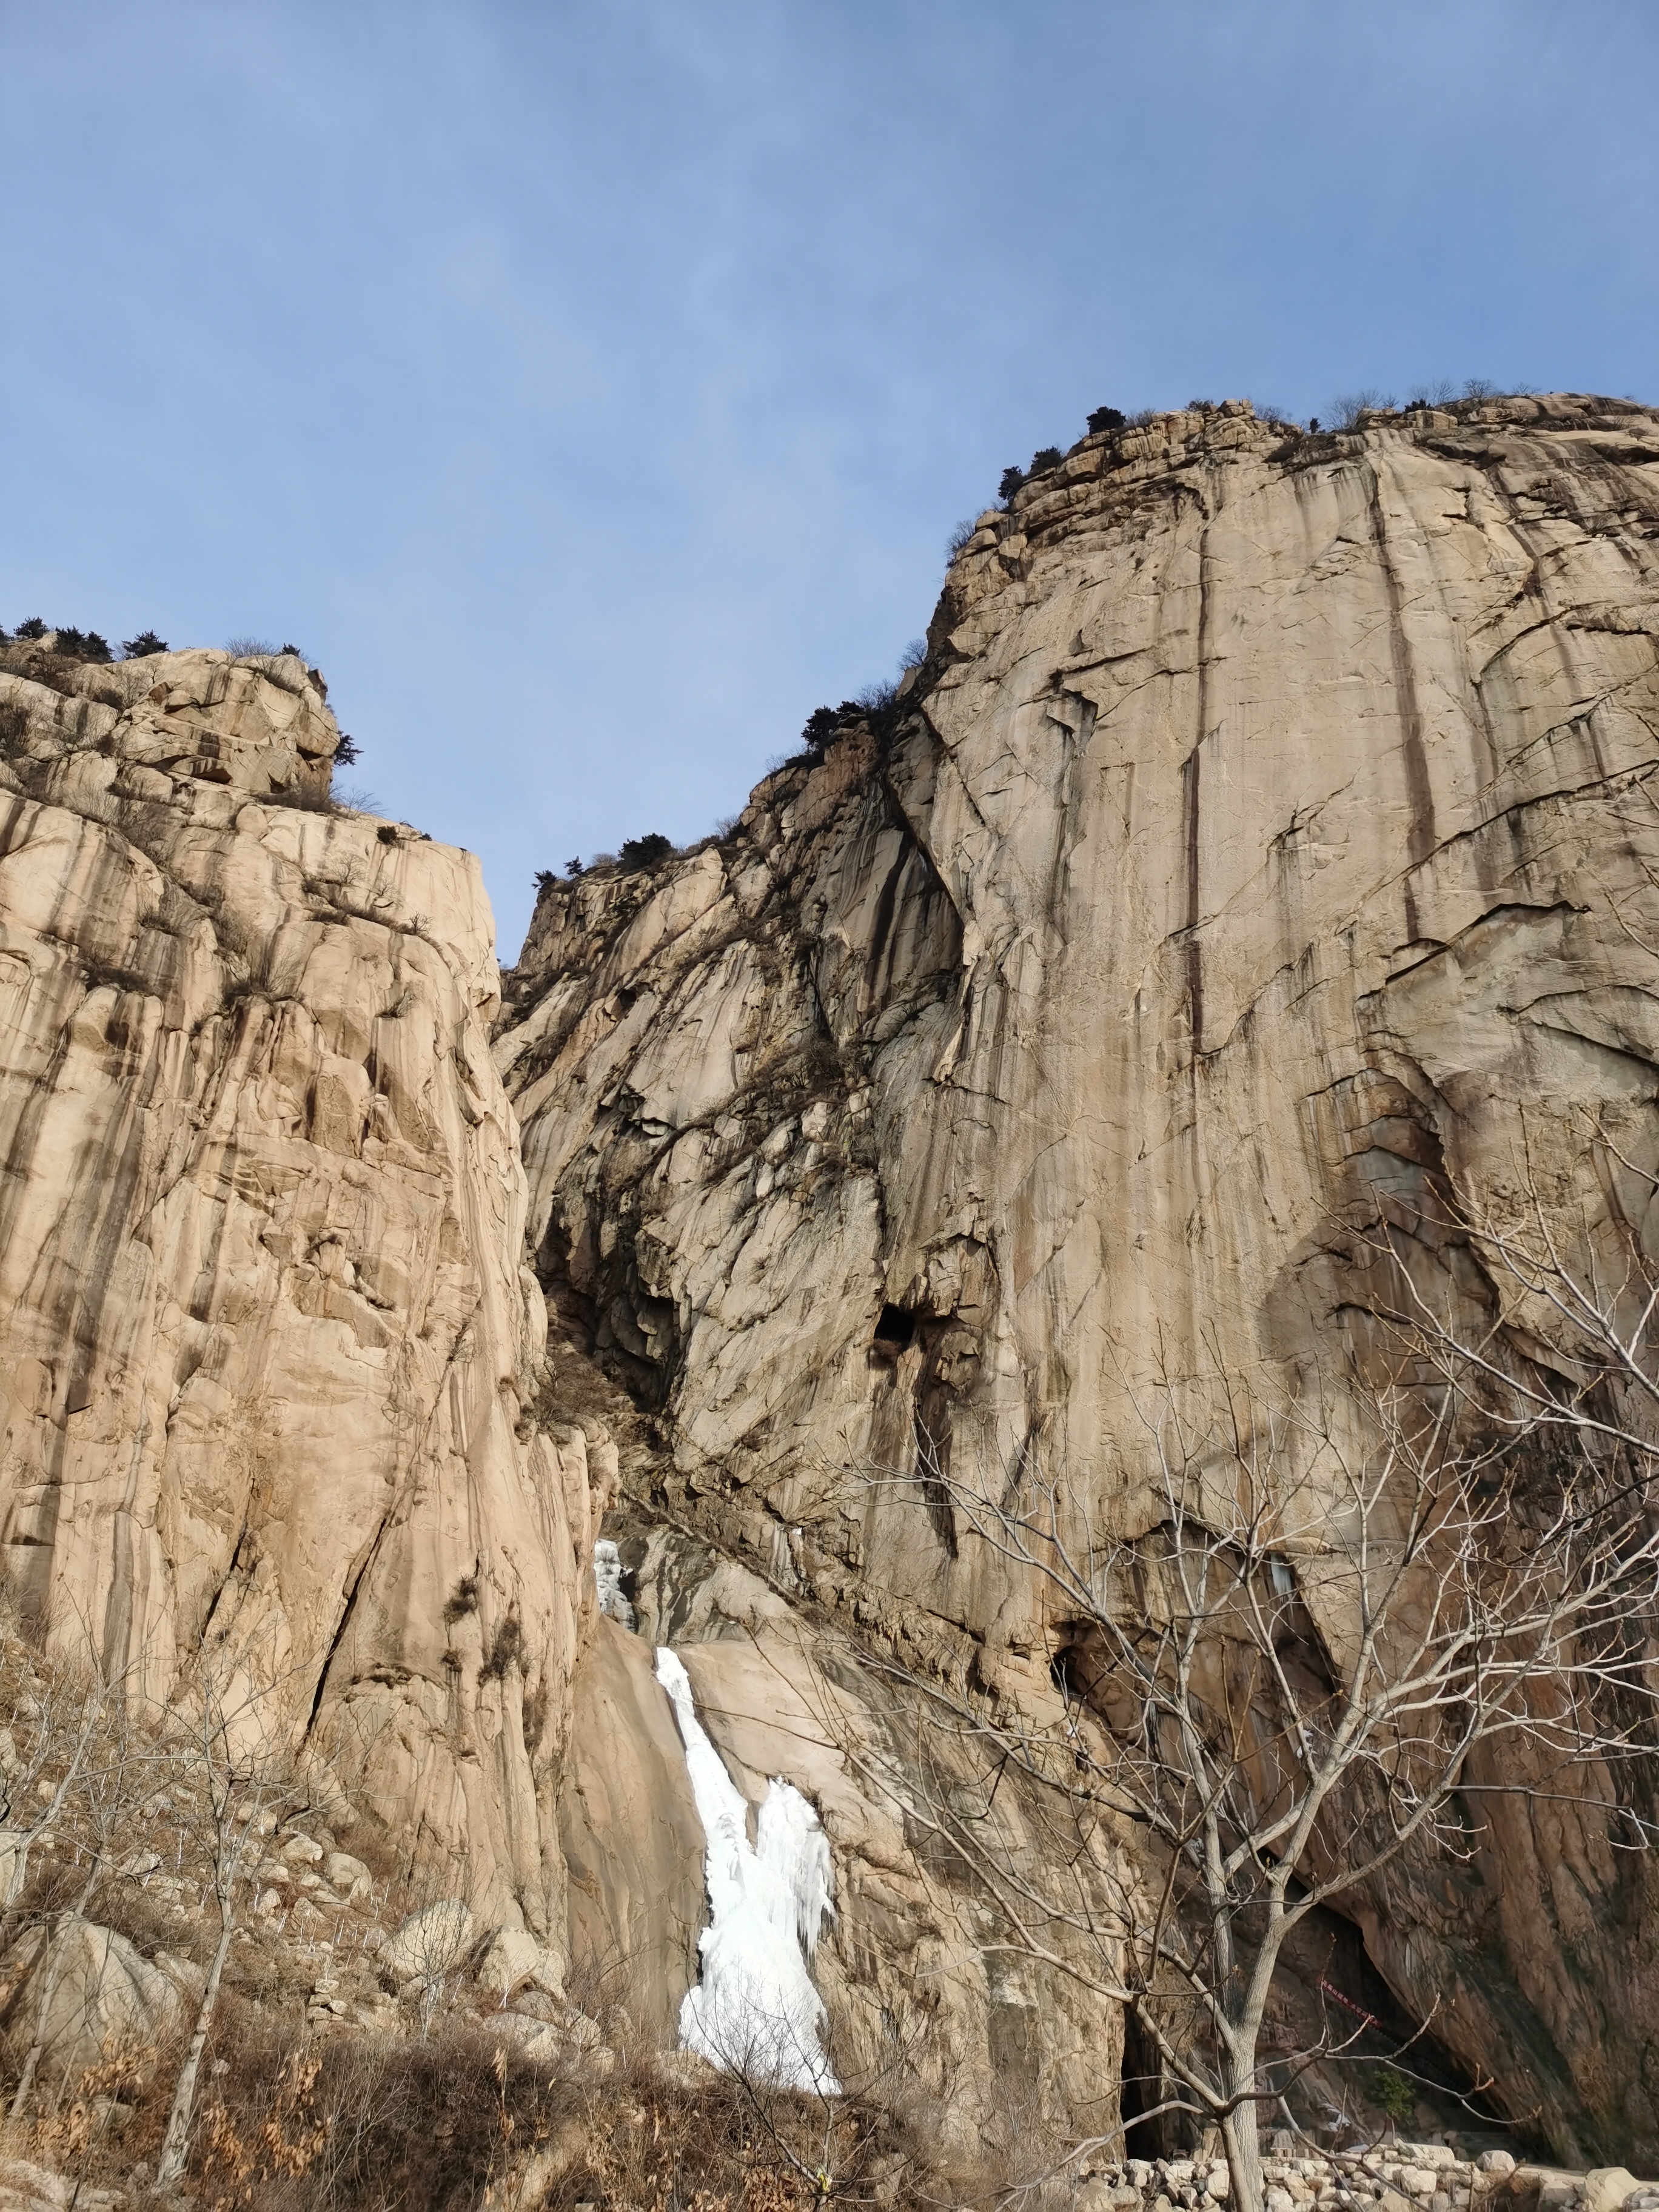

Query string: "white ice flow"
[593, 1539, 635, 1629]
[654, 1646, 839, 2093]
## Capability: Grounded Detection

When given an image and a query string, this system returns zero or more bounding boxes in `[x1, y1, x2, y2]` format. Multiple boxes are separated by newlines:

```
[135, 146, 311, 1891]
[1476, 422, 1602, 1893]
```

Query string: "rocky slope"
[495, 393, 1659, 2163]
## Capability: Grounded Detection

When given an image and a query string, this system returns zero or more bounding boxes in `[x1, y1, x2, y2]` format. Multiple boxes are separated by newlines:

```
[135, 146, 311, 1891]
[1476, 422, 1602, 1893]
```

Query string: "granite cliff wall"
[496, 394, 1659, 2161]
[3, 389, 1658, 2163]
[0, 644, 603, 1954]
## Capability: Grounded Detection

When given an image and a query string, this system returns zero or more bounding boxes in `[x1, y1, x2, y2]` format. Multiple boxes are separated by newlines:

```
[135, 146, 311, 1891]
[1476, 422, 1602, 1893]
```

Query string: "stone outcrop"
[0, 1915, 182, 2076]
[0, 645, 603, 1948]
[496, 395, 1659, 2161]
[558, 1614, 704, 2038]
[5, 390, 1659, 2174]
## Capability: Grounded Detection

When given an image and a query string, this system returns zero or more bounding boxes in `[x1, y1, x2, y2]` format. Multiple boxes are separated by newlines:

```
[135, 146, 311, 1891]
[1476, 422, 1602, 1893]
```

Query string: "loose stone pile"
[1078, 2147, 1659, 2212]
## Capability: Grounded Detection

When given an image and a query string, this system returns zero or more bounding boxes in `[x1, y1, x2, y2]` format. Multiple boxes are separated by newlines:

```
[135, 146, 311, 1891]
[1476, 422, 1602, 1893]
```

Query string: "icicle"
[755, 1777, 833, 1954]
[654, 1646, 839, 2093]
[594, 1539, 634, 1629]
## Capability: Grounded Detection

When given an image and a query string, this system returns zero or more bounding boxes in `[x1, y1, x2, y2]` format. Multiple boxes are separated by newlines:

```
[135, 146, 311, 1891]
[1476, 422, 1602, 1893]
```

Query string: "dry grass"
[0, 2007, 949, 2212]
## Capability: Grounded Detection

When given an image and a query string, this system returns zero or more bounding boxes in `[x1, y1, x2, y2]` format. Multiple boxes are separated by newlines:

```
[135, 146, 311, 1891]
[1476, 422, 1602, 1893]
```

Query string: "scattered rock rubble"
[0, 1824, 611, 2084]
[1076, 2147, 1659, 2212]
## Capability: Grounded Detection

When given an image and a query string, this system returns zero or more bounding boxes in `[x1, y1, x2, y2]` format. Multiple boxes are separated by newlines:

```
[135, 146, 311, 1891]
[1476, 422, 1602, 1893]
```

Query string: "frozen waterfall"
[654, 1646, 839, 2093]
[594, 1538, 635, 1629]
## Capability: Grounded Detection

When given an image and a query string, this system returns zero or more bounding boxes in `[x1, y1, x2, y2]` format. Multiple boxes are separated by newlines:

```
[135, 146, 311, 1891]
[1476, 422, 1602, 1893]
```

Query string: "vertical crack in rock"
[1367, 463, 1438, 943]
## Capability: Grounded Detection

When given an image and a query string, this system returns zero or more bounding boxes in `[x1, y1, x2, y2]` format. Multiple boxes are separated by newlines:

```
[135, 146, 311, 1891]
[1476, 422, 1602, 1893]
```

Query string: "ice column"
[654, 1646, 839, 2093]
[593, 1539, 635, 1629]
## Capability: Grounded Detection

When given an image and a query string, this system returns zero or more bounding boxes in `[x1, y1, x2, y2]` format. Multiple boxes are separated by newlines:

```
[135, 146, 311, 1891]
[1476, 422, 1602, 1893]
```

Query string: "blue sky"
[3, 0, 1654, 956]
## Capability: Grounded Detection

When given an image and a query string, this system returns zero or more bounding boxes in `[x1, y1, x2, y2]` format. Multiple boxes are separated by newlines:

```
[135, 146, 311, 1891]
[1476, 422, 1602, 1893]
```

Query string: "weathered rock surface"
[0, 1915, 181, 2074]
[660, 1544, 1118, 2146]
[5, 391, 1659, 2167]
[0, 645, 603, 1946]
[497, 395, 1659, 2159]
[558, 1613, 705, 2039]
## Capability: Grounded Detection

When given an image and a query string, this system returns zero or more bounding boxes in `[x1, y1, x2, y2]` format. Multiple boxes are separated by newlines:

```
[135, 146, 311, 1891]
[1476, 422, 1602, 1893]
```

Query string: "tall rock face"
[0, 645, 600, 1946]
[497, 395, 1659, 2159]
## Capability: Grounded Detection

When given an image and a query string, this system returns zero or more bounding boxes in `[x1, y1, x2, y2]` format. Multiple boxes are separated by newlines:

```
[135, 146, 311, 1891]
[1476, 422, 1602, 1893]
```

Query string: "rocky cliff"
[0, 643, 603, 1952]
[3, 389, 1659, 2188]
[495, 393, 1659, 2163]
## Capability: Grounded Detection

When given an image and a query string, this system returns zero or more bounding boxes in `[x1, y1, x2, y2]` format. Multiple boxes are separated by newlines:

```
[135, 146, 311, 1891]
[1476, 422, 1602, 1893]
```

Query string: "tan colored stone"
[558, 1615, 704, 2037]
[500, 398, 1659, 2159]
[0, 646, 603, 1950]
[478, 1924, 555, 1996]
[323, 1849, 373, 1900]
[0, 1917, 181, 2073]
[382, 1899, 474, 1983]
[1583, 2174, 1641, 2212]
[0, 2161, 66, 2212]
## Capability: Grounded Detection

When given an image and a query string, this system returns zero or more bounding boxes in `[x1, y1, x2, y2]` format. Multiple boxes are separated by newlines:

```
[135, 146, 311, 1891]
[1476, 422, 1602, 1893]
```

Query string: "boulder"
[0, 1918, 181, 2074]
[323, 1851, 374, 1902]
[1583, 2176, 1643, 2212]
[0, 2160, 66, 2212]
[478, 1926, 558, 1997]
[382, 1899, 474, 1985]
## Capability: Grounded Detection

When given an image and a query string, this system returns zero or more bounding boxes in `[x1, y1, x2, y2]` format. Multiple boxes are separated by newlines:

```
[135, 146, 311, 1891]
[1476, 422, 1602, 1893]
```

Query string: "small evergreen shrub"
[15, 617, 47, 640]
[998, 465, 1025, 503]
[617, 832, 674, 873]
[1029, 445, 1064, 474]
[50, 628, 114, 663]
[1087, 406, 1127, 434]
[1372, 2066, 1416, 2124]
[335, 732, 361, 766]
[121, 630, 169, 657]
[791, 677, 911, 768]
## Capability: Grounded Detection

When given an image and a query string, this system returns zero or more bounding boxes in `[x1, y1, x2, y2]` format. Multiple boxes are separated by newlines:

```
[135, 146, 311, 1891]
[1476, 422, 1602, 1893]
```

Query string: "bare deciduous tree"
[5, 1657, 163, 2125]
[846, 1279, 1659, 2212]
[152, 1645, 310, 2196]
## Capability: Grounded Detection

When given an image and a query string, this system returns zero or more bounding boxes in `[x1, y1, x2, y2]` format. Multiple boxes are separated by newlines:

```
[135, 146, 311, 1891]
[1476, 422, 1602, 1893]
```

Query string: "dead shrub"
[193, 2017, 588, 2212]
[260, 784, 340, 816]
[25, 2042, 161, 2181]
[2, 1999, 960, 2212]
